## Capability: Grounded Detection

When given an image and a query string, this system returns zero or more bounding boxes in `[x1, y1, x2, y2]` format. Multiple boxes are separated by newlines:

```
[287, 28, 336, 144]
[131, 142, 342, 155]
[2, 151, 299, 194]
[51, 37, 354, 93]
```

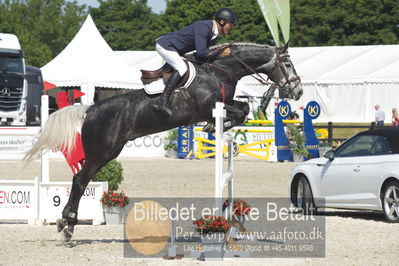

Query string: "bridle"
[274, 48, 301, 95]
[210, 46, 301, 96]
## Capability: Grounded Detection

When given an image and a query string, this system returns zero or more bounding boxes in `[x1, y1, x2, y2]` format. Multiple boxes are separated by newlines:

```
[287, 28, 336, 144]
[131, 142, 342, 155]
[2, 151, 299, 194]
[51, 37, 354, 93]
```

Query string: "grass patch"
[313, 123, 373, 140]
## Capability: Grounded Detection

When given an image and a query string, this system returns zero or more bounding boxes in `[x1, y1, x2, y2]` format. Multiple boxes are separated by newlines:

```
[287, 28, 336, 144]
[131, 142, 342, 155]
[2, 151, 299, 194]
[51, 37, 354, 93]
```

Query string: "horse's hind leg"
[58, 144, 123, 243]
[57, 159, 107, 242]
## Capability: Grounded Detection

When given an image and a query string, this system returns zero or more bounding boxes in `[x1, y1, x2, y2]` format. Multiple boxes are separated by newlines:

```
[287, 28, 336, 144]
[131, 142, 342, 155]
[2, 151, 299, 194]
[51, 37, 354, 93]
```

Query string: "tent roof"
[290, 45, 399, 83]
[115, 51, 164, 89]
[41, 15, 137, 89]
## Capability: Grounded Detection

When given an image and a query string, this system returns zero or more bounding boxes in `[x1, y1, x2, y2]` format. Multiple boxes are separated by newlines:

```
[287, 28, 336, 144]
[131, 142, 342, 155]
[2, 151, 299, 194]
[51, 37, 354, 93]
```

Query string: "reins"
[230, 53, 277, 88]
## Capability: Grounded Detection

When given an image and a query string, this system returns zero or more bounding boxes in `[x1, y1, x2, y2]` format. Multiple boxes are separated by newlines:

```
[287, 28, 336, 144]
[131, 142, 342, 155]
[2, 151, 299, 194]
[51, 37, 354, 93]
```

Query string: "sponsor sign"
[0, 179, 39, 219]
[0, 127, 40, 159]
[0, 128, 168, 160]
[39, 181, 108, 223]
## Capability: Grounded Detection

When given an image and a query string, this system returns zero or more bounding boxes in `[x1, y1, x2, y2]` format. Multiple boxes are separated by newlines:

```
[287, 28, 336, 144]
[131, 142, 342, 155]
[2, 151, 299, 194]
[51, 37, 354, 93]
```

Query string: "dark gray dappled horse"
[24, 42, 302, 243]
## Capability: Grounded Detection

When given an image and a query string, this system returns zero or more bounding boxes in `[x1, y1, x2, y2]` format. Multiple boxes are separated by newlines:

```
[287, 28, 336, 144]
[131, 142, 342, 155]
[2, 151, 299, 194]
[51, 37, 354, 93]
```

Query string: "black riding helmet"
[215, 8, 237, 26]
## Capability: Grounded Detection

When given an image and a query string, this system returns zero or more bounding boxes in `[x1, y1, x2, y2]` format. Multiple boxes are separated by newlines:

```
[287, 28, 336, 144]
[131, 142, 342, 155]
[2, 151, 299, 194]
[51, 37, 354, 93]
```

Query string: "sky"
[71, 0, 166, 13]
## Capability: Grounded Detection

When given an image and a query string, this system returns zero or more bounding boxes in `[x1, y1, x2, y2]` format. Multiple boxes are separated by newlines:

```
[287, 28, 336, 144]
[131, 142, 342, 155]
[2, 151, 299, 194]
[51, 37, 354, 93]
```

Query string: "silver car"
[289, 127, 399, 222]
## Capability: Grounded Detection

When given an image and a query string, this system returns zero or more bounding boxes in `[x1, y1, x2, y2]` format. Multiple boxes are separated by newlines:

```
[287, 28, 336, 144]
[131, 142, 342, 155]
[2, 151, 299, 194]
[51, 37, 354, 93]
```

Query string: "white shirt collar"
[211, 20, 219, 40]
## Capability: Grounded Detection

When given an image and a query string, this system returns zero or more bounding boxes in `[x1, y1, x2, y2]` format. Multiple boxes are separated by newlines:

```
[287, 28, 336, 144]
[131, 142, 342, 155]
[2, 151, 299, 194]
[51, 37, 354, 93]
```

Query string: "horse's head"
[220, 42, 303, 101]
[260, 43, 303, 100]
[273, 44, 302, 100]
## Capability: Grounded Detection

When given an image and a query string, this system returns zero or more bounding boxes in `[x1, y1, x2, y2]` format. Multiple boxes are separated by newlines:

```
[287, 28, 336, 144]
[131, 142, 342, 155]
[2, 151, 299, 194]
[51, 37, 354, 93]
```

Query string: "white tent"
[287, 45, 399, 123]
[115, 50, 163, 89]
[41, 15, 138, 104]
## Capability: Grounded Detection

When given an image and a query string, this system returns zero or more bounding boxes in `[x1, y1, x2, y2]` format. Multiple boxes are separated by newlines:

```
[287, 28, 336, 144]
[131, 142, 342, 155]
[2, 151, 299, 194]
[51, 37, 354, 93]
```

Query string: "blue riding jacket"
[157, 20, 220, 60]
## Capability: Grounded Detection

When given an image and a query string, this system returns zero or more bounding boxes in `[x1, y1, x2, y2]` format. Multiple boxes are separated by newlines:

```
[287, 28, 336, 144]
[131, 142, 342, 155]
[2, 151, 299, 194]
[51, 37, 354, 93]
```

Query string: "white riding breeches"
[156, 43, 188, 77]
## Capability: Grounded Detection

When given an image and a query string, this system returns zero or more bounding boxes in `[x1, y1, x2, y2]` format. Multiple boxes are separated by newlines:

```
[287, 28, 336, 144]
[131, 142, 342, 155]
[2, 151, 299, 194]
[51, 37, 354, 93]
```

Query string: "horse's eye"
[284, 63, 291, 67]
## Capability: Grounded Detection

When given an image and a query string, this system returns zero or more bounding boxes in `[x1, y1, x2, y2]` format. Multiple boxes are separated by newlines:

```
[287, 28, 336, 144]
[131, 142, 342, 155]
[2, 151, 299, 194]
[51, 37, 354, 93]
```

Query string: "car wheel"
[382, 181, 399, 223]
[296, 176, 317, 215]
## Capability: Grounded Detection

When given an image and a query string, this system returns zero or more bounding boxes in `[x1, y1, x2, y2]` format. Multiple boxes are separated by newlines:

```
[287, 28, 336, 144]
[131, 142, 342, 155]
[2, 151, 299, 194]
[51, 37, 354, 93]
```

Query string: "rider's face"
[223, 22, 234, 34]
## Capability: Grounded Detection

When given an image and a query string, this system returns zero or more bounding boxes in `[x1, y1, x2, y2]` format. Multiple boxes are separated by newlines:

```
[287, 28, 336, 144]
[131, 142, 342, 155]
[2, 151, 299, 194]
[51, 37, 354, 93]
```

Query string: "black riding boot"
[153, 70, 182, 116]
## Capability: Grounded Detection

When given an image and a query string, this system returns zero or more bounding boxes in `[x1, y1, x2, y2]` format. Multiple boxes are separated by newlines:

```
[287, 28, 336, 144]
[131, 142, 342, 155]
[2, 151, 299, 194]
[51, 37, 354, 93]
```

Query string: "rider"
[153, 8, 237, 116]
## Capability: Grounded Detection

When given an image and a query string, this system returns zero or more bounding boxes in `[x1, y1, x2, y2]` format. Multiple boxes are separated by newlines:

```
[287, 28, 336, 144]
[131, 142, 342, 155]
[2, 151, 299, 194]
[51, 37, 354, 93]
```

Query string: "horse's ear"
[282, 41, 289, 53]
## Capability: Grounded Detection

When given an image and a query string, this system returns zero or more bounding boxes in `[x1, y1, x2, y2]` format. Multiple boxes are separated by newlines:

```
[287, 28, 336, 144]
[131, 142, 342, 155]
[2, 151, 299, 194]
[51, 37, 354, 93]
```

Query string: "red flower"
[100, 191, 129, 207]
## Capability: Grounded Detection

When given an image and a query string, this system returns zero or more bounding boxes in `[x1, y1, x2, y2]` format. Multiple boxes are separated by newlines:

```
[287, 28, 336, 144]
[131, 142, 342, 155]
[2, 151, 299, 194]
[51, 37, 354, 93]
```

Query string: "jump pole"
[212, 102, 234, 217]
[40, 95, 50, 183]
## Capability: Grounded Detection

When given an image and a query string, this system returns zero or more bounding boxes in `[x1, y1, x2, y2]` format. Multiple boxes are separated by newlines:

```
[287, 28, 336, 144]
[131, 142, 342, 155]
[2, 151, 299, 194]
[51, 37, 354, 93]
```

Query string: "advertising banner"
[257, 0, 280, 44]
[0, 179, 39, 220]
[275, 0, 290, 43]
[39, 181, 108, 223]
[0, 128, 168, 160]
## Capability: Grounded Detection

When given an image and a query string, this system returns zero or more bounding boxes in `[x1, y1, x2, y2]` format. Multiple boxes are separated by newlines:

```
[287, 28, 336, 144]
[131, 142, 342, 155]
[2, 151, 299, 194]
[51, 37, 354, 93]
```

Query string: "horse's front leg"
[223, 102, 249, 131]
[202, 101, 249, 133]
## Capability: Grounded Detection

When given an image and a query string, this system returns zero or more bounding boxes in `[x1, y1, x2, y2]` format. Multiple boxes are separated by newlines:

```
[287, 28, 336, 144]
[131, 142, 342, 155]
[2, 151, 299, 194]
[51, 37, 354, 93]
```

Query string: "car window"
[335, 135, 375, 157]
[370, 135, 392, 155]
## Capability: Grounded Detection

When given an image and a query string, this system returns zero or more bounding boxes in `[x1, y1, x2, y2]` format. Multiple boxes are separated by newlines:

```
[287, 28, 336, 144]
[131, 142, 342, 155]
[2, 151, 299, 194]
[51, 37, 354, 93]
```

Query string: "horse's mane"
[184, 42, 273, 58]
[211, 42, 273, 50]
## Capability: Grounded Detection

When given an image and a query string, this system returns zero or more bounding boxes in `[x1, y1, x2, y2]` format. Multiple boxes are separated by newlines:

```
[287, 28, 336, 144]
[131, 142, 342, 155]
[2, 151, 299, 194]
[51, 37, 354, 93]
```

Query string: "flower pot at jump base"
[103, 206, 125, 224]
[229, 216, 246, 239]
[166, 149, 177, 158]
[200, 233, 227, 261]
[293, 153, 304, 162]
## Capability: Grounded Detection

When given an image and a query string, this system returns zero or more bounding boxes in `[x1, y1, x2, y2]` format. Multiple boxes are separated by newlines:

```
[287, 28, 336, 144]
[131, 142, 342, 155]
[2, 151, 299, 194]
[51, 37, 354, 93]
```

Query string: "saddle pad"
[143, 61, 196, 95]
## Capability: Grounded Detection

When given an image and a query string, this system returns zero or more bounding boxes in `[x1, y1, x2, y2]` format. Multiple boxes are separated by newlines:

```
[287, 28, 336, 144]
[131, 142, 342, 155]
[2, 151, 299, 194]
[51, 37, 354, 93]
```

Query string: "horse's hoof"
[202, 123, 214, 133]
[62, 228, 73, 243]
[56, 218, 67, 233]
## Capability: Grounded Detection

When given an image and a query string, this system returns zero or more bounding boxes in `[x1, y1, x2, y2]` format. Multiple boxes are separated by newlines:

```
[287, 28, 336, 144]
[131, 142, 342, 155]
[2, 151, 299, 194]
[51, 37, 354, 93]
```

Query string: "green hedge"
[92, 160, 124, 191]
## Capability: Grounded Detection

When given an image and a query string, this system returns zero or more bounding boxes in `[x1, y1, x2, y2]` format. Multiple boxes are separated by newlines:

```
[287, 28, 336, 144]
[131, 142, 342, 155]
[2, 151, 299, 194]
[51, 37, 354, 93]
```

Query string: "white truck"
[0, 33, 28, 125]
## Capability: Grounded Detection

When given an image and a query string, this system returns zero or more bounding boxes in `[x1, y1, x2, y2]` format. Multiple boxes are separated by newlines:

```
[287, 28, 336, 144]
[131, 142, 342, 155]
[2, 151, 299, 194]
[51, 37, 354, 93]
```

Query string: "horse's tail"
[23, 105, 90, 165]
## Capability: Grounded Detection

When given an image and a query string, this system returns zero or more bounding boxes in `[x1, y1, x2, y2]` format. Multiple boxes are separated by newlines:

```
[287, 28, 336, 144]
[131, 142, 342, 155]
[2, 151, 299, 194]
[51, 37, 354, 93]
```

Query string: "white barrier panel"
[118, 131, 168, 158]
[0, 127, 40, 160]
[0, 178, 39, 221]
[39, 181, 108, 224]
[0, 129, 168, 160]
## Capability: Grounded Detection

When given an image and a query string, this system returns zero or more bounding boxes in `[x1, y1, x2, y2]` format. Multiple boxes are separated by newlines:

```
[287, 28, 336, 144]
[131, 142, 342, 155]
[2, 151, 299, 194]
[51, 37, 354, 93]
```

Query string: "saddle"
[140, 61, 190, 88]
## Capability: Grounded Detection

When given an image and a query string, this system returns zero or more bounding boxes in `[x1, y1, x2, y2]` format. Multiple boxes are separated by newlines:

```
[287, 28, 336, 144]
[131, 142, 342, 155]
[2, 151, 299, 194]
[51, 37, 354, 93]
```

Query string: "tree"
[90, 0, 166, 50]
[0, 0, 86, 66]
[290, 0, 399, 46]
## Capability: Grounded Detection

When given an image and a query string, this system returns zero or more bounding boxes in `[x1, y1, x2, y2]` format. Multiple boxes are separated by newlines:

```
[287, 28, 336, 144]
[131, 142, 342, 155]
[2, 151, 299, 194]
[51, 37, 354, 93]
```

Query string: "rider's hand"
[219, 47, 231, 57]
